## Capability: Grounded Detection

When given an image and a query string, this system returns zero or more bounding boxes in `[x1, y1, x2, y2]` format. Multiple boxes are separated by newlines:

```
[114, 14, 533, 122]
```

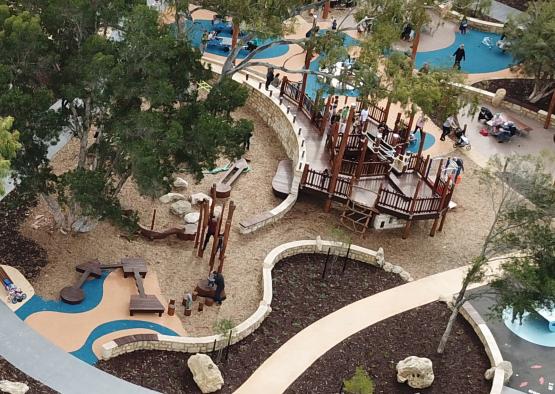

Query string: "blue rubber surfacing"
[15, 271, 179, 364]
[415, 29, 513, 74]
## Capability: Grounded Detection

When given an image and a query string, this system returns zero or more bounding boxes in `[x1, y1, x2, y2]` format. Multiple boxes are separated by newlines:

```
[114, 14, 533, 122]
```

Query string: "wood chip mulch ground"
[97, 253, 404, 393]
[0, 191, 48, 279]
[97, 254, 490, 394]
[0, 356, 55, 394]
[473, 79, 551, 113]
[288, 301, 492, 394]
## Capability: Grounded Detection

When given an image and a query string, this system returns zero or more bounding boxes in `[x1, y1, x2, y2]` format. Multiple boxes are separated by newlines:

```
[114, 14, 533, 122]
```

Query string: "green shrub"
[343, 367, 375, 394]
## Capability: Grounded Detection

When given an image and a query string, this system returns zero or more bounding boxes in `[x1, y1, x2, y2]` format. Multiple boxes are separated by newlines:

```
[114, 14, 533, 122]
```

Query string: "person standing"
[360, 107, 369, 124]
[459, 17, 468, 35]
[212, 271, 225, 305]
[270, 73, 281, 88]
[331, 19, 338, 30]
[441, 115, 458, 141]
[203, 215, 218, 251]
[200, 31, 209, 54]
[452, 44, 465, 70]
[265, 67, 275, 90]
[243, 129, 253, 150]
[414, 114, 426, 134]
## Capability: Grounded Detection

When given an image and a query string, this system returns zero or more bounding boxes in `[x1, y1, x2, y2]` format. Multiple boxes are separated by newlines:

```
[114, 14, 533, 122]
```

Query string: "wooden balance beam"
[60, 260, 103, 304]
[216, 158, 248, 198]
[137, 223, 196, 241]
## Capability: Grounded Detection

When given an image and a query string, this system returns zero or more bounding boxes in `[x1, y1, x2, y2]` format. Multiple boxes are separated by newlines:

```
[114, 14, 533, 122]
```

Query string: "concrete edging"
[435, 4, 504, 33]
[460, 83, 555, 128]
[460, 302, 506, 394]
[201, 58, 306, 234]
[101, 240, 413, 360]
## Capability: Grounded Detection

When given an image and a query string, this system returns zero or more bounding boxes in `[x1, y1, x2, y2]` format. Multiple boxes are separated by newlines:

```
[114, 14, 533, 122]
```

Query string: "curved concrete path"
[0, 302, 157, 394]
[236, 261, 502, 394]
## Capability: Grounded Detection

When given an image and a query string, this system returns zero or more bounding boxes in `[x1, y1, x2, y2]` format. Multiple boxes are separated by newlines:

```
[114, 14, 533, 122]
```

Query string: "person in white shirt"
[360, 107, 369, 124]
[441, 115, 458, 141]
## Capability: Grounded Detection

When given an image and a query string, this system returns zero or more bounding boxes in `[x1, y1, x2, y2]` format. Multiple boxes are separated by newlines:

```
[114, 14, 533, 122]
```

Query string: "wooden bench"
[216, 158, 248, 198]
[121, 257, 148, 278]
[272, 159, 293, 199]
[129, 294, 165, 317]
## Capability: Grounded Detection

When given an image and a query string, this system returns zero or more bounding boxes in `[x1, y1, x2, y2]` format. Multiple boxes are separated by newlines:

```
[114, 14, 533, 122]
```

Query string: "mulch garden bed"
[97, 253, 405, 393]
[473, 78, 551, 113]
[0, 191, 48, 278]
[493, 0, 528, 11]
[288, 301, 492, 394]
[0, 356, 56, 393]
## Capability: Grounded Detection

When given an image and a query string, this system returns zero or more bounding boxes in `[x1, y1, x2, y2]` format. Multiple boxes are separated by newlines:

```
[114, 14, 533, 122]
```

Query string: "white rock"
[391, 265, 403, 274]
[160, 192, 186, 204]
[484, 361, 513, 384]
[190, 192, 212, 206]
[184, 212, 200, 224]
[213, 205, 223, 218]
[375, 247, 385, 267]
[382, 262, 393, 272]
[187, 354, 224, 393]
[399, 271, 411, 281]
[316, 236, 323, 251]
[170, 200, 192, 217]
[173, 177, 189, 189]
[396, 356, 434, 389]
[71, 216, 98, 233]
[0, 381, 29, 394]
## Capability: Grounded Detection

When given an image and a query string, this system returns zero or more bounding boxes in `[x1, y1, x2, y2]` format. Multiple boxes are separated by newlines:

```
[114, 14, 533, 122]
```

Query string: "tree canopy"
[0, 116, 21, 195]
[505, 1, 555, 103]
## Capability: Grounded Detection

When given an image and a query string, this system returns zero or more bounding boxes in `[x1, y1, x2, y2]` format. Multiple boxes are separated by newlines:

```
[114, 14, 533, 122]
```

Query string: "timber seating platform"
[272, 159, 294, 199]
[216, 158, 248, 198]
[130, 295, 165, 317]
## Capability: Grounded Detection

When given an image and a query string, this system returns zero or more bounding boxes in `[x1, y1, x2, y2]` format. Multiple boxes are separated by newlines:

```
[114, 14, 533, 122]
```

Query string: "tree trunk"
[437, 300, 463, 354]
[175, 0, 183, 37]
[41, 193, 67, 230]
[527, 80, 554, 104]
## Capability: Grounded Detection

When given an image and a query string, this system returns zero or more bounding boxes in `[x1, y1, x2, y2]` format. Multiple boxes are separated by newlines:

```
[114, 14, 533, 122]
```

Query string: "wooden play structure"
[216, 158, 248, 198]
[293, 101, 458, 238]
[59, 258, 164, 316]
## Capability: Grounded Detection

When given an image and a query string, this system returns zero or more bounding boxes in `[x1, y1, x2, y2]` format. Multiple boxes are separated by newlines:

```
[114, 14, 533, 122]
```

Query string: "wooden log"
[218, 201, 236, 273]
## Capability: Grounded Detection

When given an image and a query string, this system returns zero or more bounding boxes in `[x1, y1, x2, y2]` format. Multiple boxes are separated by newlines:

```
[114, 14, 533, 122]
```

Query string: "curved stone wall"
[101, 240, 412, 360]
[202, 59, 307, 234]
[435, 5, 504, 33]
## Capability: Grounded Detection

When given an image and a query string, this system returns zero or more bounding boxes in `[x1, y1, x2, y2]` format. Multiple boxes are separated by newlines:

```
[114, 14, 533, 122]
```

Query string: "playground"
[0, 1, 554, 394]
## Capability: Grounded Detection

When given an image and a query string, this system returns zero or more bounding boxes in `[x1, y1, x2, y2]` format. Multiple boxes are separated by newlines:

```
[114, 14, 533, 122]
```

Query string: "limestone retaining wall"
[460, 302, 506, 394]
[201, 59, 307, 234]
[461, 83, 555, 128]
[435, 5, 504, 33]
[101, 240, 412, 360]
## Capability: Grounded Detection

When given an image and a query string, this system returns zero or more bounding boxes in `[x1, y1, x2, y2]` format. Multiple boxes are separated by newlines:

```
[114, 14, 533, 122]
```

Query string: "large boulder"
[184, 212, 200, 224]
[190, 192, 212, 206]
[187, 354, 224, 393]
[160, 193, 186, 204]
[396, 356, 434, 389]
[485, 361, 513, 384]
[170, 200, 192, 217]
[173, 177, 189, 190]
[0, 381, 29, 394]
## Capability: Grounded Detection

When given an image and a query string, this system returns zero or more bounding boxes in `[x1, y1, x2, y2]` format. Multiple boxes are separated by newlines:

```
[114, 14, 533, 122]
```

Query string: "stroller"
[453, 128, 471, 150]
[478, 107, 493, 122]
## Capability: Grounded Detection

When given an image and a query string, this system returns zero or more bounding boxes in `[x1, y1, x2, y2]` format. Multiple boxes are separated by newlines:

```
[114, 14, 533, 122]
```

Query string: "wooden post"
[393, 112, 402, 133]
[330, 121, 340, 161]
[280, 76, 288, 97]
[150, 209, 157, 230]
[354, 137, 368, 180]
[197, 199, 210, 257]
[320, 95, 332, 134]
[325, 107, 355, 212]
[209, 202, 226, 272]
[417, 131, 426, 158]
[322, 0, 331, 19]
[217, 201, 236, 273]
[383, 98, 391, 123]
[437, 178, 452, 232]
[433, 159, 444, 190]
[407, 112, 415, 133]
[411, 31, 420, 64]
[300, 163, 310, 186]
[430, 175, 450, 236]
[402, 177, 424, 239]
[194, 201, 204, 248]
[298, 46, 313, 110]
[544, 89, 555, 129]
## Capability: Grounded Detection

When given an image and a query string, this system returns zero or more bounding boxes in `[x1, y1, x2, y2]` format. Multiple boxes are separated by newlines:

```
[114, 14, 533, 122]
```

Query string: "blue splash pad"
[15, 271, 110, 320]
[306, 31, 360, 100]
[406, 131, 436, 153]
[503, 309, 555, 347]
[415, 29, 513, 74]
[183, 20, 290, 59]
[72, 320, 179, 364]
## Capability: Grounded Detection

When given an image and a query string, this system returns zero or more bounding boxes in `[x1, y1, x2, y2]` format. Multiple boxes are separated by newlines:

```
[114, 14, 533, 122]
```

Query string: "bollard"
[287, 106, 290, 114]
[245, 74, 249, 81]
[293, 115, 296, 123]
[269, 90, 273, 97]
[258, 82, 262, 89]
[301, 139, 305, 148]
[279, 98, 283, 105]
[168, 299, 176, 316]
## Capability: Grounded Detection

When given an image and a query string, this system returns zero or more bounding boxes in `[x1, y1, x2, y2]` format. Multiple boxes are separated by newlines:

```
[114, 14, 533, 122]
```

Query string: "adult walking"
[441, 115, 458, 141]
[452, 44, 465, 70]
[265, 67, 275, 90]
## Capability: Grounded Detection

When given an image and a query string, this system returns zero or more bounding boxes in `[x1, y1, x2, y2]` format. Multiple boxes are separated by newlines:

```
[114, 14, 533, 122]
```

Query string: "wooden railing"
[376, 188, 444, 216]
[360, 161, 390, 177]
[335, 176, 352, 198]
[282, 80, 302, 102]
[368, 104, 386, 124]
[301, 167, 352, 199]
[280, 78, 323, 128]
[335, 133, 364, 151]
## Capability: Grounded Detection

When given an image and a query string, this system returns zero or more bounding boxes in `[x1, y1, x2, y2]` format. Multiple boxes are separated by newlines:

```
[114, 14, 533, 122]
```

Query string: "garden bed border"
[460, 302, 506, 393]
[434, 4, 504, 33]
[100, 239, 411, 360]
[203, 59, 307, 234]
